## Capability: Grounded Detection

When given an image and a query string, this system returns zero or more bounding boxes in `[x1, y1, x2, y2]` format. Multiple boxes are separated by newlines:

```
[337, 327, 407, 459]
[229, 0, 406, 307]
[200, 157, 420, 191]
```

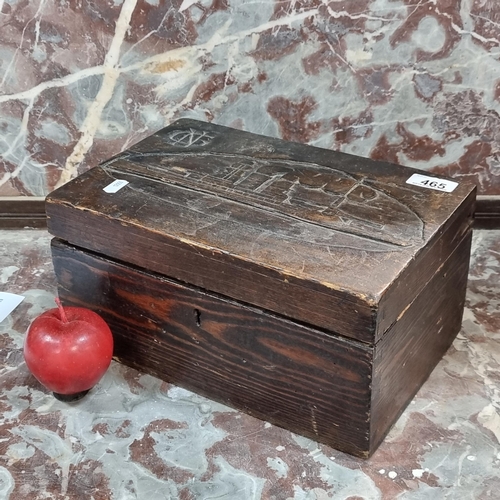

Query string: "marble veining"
[1, 228, 500, 499]
[1, 1, 500, 196]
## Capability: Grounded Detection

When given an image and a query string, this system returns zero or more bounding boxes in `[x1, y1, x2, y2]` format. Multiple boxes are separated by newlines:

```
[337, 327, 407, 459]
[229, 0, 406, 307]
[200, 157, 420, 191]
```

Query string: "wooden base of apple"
[52, 389, 90, 402]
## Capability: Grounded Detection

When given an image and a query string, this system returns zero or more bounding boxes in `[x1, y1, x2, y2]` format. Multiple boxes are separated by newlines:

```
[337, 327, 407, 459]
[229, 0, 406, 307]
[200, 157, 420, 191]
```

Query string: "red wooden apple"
[24, 298, 113, 401]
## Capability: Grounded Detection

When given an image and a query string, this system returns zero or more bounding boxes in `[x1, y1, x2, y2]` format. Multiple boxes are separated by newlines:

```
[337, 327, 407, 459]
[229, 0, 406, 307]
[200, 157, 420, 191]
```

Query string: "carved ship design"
[103, 149, 424, 249]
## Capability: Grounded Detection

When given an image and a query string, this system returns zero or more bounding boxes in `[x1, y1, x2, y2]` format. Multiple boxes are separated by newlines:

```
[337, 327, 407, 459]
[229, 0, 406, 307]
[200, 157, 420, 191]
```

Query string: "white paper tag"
[406, 173, 458, 193]
[0, 292, 25, 323]
[103, 179, 129, 193]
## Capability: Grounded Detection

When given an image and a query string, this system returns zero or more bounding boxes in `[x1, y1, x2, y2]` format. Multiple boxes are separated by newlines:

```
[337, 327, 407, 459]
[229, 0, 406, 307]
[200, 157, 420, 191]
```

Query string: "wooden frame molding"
[474, 196, 500, 229]
[1, 195, 500, 230]
[0, 197, 47, 229]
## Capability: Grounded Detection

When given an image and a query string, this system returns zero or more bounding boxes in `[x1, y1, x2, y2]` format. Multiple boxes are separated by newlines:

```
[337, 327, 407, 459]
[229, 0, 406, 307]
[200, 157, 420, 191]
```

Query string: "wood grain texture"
[376, 191, 474, 340]
[51, 229, 472, 457]
[51, 238, 374, 458]
[371, 231, 472, 452]
[1, 194, 494, 230]
[474, 196, 500, 229]
[0, 193, 492, 232]
[46, 119, 475, 457]
[46, 119, 476, 343]
[45, 199, 377, 343]
[0, 197, 47, 228]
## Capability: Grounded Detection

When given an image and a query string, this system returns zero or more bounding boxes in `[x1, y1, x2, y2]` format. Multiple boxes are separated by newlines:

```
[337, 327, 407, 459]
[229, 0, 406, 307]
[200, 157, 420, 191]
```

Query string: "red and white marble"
[1, 0, 500, 196]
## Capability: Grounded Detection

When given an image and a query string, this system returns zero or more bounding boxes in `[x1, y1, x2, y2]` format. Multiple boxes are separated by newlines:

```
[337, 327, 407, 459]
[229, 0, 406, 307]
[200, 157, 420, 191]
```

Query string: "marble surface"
[1, 1, 500, 197]
[0, 228, 499, 499]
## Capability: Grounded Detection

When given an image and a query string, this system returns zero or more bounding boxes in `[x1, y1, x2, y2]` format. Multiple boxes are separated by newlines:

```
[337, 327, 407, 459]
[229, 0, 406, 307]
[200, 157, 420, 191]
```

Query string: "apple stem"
[55, 297, 69, 323]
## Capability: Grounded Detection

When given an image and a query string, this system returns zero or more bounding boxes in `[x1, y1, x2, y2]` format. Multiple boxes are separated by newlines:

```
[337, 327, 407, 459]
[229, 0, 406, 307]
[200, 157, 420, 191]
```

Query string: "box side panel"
[46, 200, 377, 343]
[370, 231, 472, 453]
[376, 189, 475, 340]
[51, 239, 374, 458]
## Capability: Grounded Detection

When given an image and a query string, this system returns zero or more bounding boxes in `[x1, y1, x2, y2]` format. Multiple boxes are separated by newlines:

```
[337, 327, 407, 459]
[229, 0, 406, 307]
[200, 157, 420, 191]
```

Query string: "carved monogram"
[164, 128, 215, 147]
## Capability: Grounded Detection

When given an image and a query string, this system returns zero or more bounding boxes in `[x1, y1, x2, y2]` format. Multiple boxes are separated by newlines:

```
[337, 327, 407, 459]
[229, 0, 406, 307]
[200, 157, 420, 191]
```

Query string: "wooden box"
[46, 119, 476, 457]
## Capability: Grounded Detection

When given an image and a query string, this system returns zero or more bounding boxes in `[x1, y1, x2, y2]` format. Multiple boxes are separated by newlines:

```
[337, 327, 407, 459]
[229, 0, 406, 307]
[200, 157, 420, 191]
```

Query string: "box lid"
[46, 119, 476, 344]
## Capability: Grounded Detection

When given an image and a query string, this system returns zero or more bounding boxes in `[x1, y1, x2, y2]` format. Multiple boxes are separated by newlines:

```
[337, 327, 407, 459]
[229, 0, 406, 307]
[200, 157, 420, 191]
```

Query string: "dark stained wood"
[1, 195, 496, 229]
[51, 232, 471, 458]
[46, 119, 476, 458]
[51, 238, 373, 458]
[0, 197, 47, 228]
[376, 191, 474, 340]
[371, 232, 472, 452]
[45, 199, 377, 343]
[474, 195, 500, 229]
[1, 194, 497, 230]
[46, 119, 476, 343]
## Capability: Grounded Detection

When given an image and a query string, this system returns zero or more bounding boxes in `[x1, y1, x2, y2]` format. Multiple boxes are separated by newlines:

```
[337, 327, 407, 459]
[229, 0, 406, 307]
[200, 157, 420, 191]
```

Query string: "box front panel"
[51, 239, 374, 458]
[46, 199, 377, 343]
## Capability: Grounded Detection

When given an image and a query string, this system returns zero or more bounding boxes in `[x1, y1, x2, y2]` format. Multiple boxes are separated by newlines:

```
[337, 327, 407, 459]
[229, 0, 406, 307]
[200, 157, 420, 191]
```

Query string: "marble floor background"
[0, 228, 500, 499]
